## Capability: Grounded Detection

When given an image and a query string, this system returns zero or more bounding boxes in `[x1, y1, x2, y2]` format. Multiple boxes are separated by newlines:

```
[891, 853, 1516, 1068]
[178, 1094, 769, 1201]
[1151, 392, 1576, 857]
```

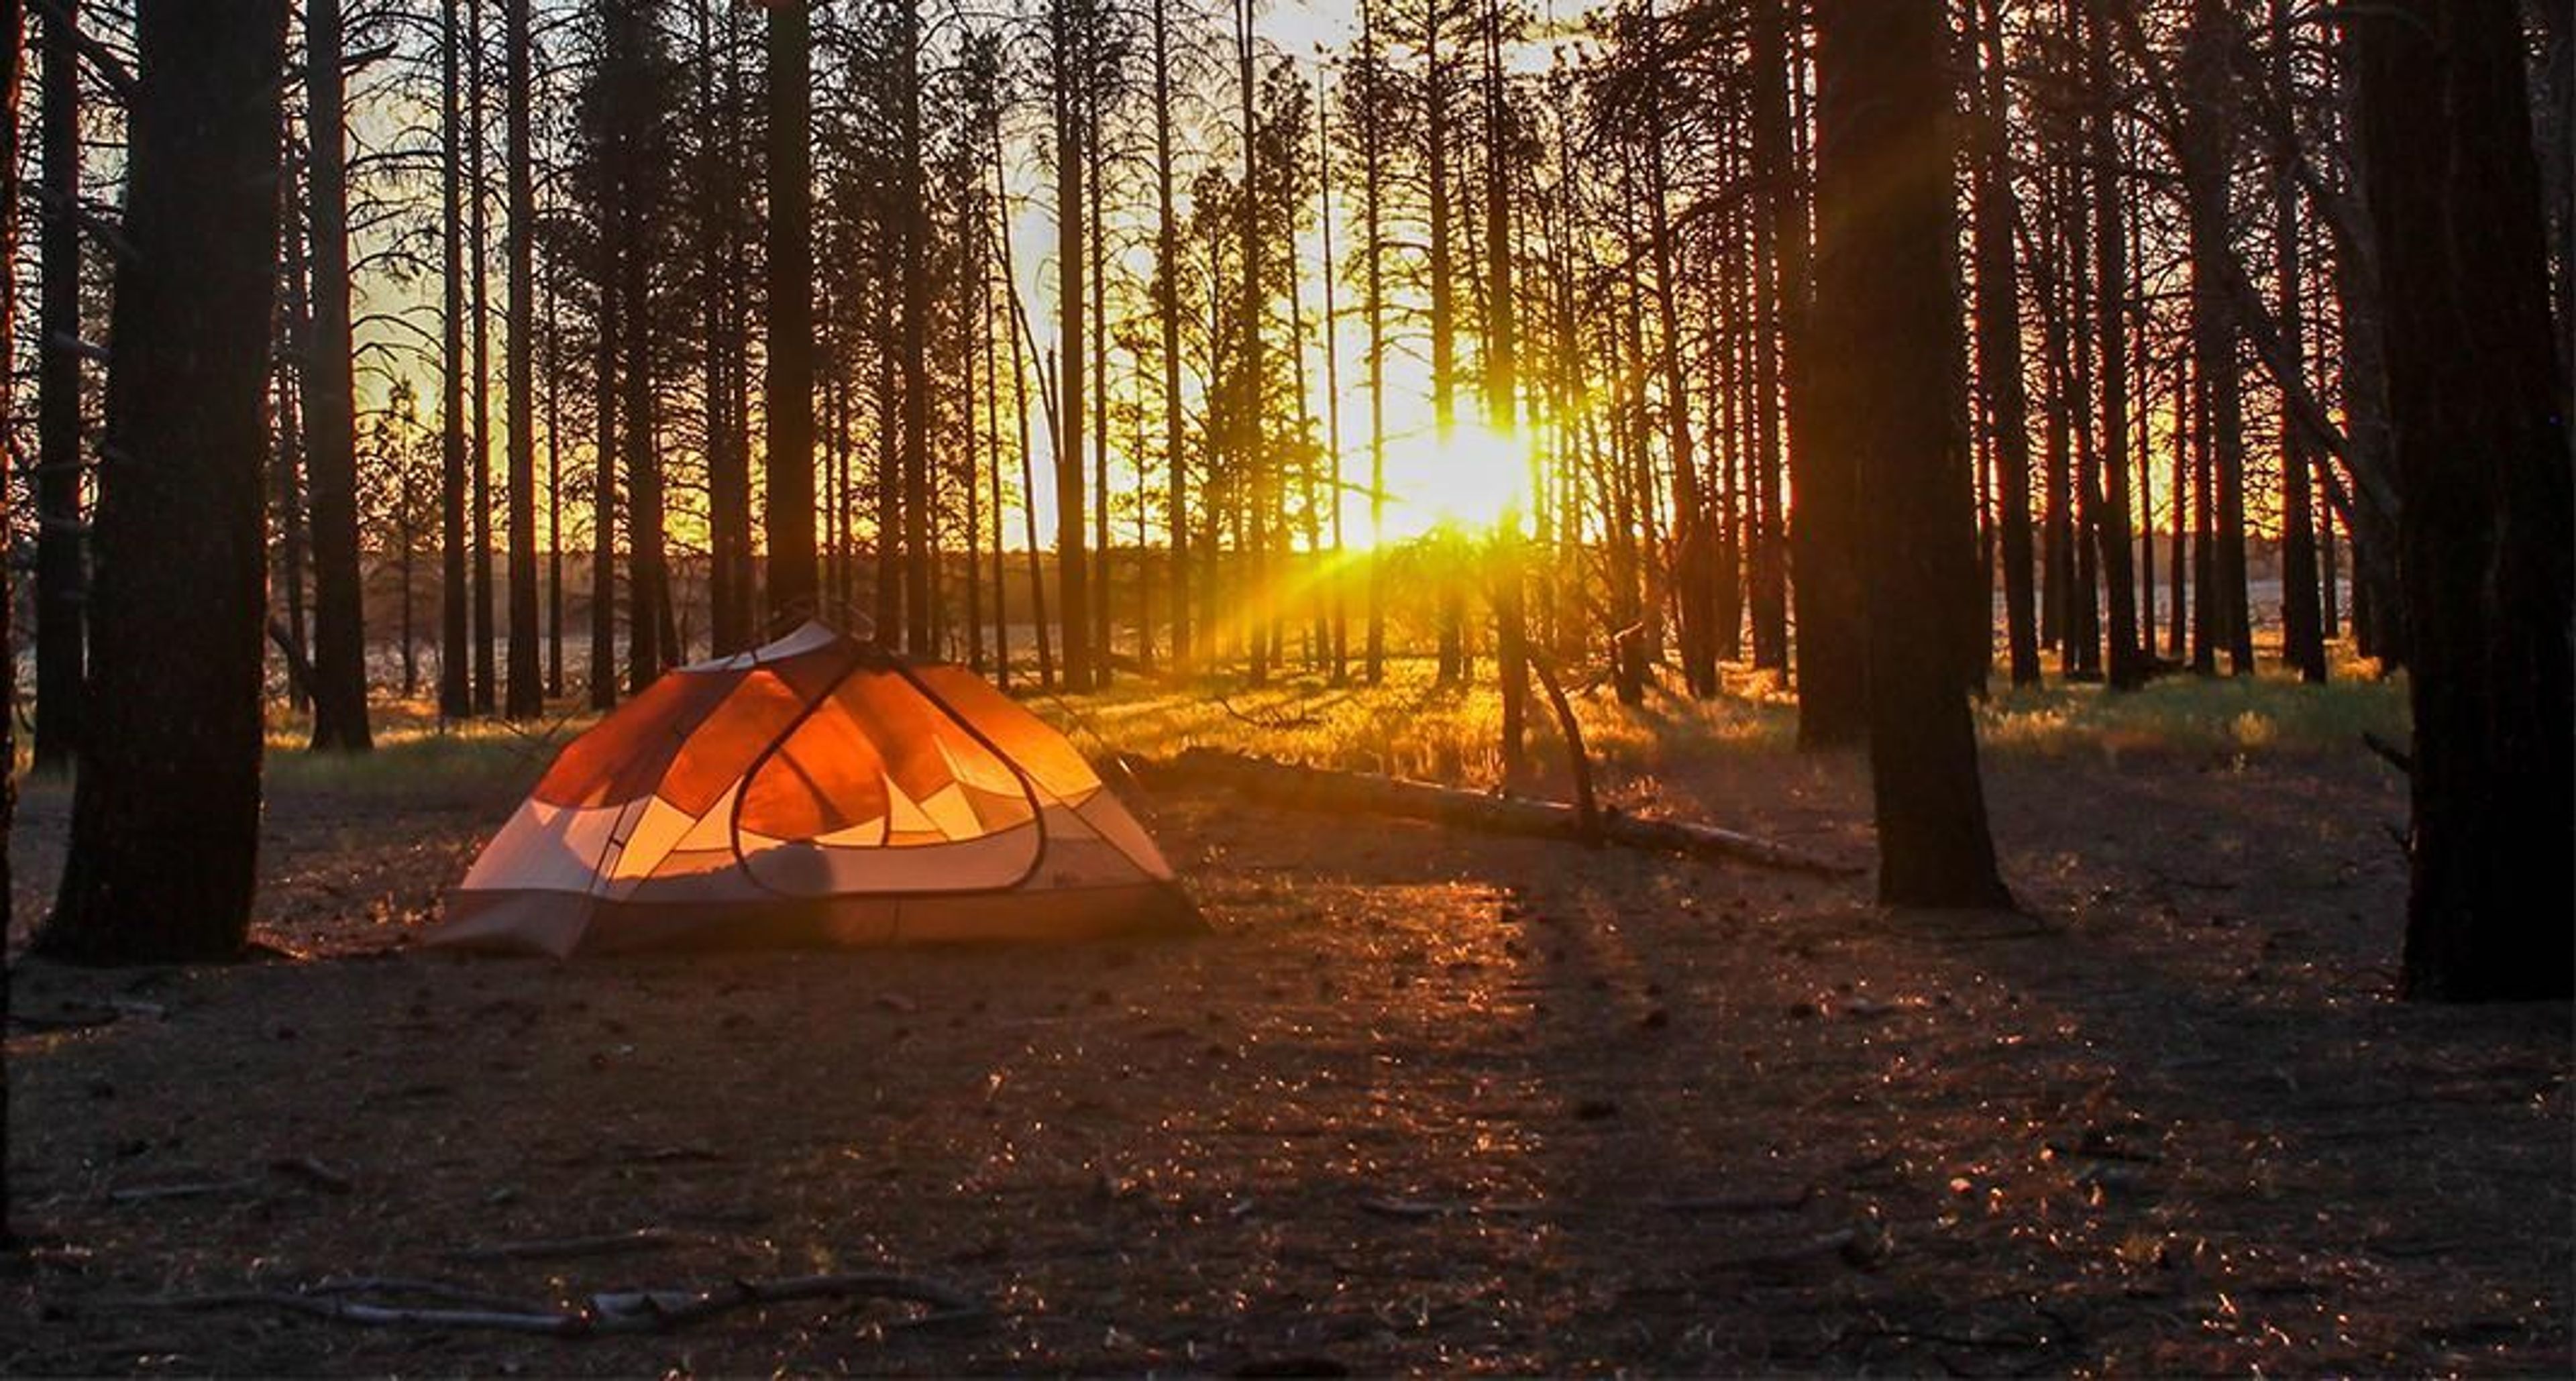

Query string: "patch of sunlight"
[1974, 649, 2405, 759]
[260, 696, 588, 792]
[1060, 654, 1796, 790]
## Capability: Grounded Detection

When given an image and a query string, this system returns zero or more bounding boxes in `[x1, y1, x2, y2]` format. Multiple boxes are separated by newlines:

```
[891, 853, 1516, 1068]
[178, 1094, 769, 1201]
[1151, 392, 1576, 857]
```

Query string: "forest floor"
[4, 655, 2569, 1375]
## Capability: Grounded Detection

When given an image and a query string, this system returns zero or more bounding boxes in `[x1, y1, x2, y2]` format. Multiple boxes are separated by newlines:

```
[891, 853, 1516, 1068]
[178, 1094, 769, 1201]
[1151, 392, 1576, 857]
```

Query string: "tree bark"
[0, 0, 24, 1245]
[2355, 0, 2573, 1000]
[498, 0, 535, 718]
[765, 1, 817, 624]
[2271, 0, 2324, 683]
[1812, 0, 2011, 907]
[303, 0, 374, 749]
[1971, 0, 2040, 688]
[898, 1, 932, 655]
[1052, 1, 1093, 690]
[37, 0, 288, 963]
[468, 0, 496, 714]
[32, 0, 83, 771]
[439, 0, 472, 718]
[2086, 0, 2145, 689]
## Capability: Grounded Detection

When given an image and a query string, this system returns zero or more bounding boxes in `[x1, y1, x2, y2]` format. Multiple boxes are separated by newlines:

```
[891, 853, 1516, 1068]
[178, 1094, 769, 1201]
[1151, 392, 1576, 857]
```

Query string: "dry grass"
[1069, 646, 2405, 791]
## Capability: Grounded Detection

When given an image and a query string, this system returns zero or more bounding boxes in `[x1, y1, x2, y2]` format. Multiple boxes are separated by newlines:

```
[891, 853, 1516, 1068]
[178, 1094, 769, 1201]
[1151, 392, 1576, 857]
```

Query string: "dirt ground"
[3, 726, 2569, 1375]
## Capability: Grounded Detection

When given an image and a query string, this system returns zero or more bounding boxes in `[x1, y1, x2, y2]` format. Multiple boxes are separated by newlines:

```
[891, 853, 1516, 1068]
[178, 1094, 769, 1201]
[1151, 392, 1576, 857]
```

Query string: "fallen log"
[1132, 748, 1858, 878]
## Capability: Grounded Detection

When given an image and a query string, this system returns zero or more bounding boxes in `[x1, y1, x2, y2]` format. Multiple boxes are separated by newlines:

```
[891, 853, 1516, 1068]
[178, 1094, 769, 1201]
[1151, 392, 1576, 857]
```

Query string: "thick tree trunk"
[1, 0, 24, 1246]
[1813, 0, 2011, 907]
[36, 0, 288, 963]
[32, 0, 82, 772]
[2355, 0, 2573, 1001]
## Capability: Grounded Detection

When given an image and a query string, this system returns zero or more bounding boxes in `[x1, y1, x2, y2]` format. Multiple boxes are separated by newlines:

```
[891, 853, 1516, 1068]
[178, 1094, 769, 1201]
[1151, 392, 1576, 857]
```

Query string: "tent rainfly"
[428, 622, 1201, 956]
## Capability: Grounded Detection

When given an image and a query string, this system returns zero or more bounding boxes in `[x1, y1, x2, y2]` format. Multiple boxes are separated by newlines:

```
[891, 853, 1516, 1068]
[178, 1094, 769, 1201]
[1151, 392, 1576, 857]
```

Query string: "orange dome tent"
[428, 622, 1201, 956]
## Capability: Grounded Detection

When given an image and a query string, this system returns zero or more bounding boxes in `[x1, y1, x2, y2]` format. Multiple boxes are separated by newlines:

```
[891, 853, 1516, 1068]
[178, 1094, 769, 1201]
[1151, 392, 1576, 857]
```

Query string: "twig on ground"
[1216, 696, 1324, 732]
[1358, 1197, 1547, 1221]
[1707, 1227, 1862, 1272]
[449, 1229, 698, 1263]
[1650, 1189, 1814, 1214]
[121, 1271, 984, 1338]
[2361, 730, 2413, 777]
[307, 1277, 540, 1313]
[7, 1007, 121, 1033]
[107, 1178, 262, 1205]
[269, 1157, 354, 1193]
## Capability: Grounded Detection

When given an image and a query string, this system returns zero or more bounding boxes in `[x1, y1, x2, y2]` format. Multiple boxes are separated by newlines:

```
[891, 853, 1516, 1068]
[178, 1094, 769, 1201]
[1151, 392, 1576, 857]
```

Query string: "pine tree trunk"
[1972, 0, 2040, 688]
[1154, 0, 1189, 671]
[2357, 0, 2573, 1001]
[2180, 0, 2252, 675]
[37, 0, 288, 963]
[1, 0, 25, 1244]
[1642, 7, 1715, 699]
[468, 0, 496, 714]
[900, 2, 933, 655]
[765, 1, 817, 623]
[498, 0, 539, 717]
[2087, 0, 2144, 689]
[1812, 0, 2010, 908]
[697, 0, 747, 657]
[276, 232, 311, 712]
[2270, 0, 2325, 683]
[304, 0, 374, 749]
[32, 0, 83, 771]
[439, 0, 472, 718]
[1053, 3, 1092, 691]
[1360, 3, 1389, 685]
[1747, 0, 1801, 677]
[545, 270, 565, 698]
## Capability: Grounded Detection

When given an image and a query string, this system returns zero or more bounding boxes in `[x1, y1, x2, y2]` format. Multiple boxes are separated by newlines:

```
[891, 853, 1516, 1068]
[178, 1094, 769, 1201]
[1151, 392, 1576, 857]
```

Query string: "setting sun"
[1362, 417, 1533, 545]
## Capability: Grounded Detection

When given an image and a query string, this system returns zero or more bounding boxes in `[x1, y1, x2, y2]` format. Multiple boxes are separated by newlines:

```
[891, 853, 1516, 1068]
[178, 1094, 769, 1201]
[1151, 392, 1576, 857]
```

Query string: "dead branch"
[1216, 696, 1324, 731]
[1134, 748, 1857, 878]
[306, 1277, 542, 1313]
[107, 1178, 262, 1205]
[122, 1270, 983, 1338]
[268, 1157, 354, 1194]
[449, 1228, 694, 1263]
[1651, 1189, 1815, 1214]
[2361, 730, 2413, 777]
[1527, 653, 1601, 840]
[1358, 1196, 1547, 1220]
